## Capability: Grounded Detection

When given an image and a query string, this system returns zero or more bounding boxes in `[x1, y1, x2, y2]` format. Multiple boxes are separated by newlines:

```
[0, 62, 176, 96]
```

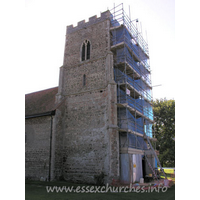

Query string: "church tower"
[54, 10, 119, 183]
[26, 4, 164, 184]
[26, 4, 165, 184]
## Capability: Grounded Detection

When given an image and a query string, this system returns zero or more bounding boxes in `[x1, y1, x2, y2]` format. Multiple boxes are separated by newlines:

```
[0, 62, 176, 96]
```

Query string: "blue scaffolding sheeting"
[120, 132, 148, 150]
[115, 47, 141, 75]
[117, 89, 143, 113]
[143, 100, 154, 121]
[117, 107, 153, 138]
[115, 47, 151, 86]
[114, 68, 152, 101]
[117, 88, 153, 121]
[128, 134, 148, 149]
[111, 3, 154, 150]
[110, 4, 149, 57]
[118, 108, 144, 134]
[111, 26, 149, 64]
[135, 79, 151, 100]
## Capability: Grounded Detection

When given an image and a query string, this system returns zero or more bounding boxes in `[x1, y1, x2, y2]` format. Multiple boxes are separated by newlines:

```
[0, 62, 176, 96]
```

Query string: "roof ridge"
[25, 86, 58, 95]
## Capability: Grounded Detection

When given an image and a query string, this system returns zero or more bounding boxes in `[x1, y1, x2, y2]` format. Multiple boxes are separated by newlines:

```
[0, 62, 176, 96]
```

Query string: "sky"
[24, 0, 175, 100]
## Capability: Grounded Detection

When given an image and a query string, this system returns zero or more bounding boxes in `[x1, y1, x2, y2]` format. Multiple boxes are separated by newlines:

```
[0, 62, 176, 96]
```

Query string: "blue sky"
[25, 0, 175, 100]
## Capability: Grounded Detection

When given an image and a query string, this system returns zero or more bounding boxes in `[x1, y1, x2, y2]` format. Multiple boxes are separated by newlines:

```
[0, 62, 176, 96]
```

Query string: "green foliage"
[153, 99, 175, 167]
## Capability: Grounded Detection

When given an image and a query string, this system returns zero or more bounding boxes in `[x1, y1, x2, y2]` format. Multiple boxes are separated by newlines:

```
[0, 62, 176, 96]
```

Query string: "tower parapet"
[67, 10, 111, 34]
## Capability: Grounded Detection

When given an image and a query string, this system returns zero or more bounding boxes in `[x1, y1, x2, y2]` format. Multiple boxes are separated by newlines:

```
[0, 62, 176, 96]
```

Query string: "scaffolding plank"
[111, 42, 124, 50]
[119, 128, 143, 137]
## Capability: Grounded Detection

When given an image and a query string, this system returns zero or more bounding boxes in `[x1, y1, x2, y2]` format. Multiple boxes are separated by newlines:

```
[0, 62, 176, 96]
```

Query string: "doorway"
[142, 156, 146, 178]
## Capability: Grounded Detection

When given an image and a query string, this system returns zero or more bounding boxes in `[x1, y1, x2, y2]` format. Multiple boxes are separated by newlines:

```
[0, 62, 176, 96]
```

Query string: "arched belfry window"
[81, 40, 90, 61]
[82, 43, 86, 61]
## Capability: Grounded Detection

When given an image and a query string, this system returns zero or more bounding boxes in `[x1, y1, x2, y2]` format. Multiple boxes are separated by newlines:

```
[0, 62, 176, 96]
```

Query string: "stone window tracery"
[81, 40, 90, 61]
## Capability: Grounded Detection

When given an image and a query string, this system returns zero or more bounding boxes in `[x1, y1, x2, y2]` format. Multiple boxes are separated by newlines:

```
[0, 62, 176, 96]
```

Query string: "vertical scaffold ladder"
[136, 136, 159, 180]
[144, 151, 158, 180]
[144, 134, 167, 179]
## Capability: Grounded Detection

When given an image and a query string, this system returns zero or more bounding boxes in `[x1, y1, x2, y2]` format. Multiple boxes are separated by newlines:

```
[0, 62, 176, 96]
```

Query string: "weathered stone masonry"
[55, 11, 119, 184]
[25, 116, 52, 180]
[25, 5, 160, 184]
[26, 11, 119, 184]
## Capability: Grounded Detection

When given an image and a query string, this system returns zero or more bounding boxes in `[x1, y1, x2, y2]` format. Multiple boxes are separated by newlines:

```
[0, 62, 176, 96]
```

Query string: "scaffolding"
[110, 3, 153, 147]
[109, 3, 167, 180]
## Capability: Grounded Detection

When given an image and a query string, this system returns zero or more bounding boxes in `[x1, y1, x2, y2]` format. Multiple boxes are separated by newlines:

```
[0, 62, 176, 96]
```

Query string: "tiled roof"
[25, 87, 58, 116]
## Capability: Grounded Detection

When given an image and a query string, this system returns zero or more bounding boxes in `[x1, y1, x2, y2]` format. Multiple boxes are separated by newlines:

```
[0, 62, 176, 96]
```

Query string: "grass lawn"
[25, 180, 175, 200]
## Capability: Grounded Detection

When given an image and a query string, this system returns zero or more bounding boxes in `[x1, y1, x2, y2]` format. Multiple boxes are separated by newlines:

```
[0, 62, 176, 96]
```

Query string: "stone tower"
[54, 10, 119, 184]
[26, 4, 160, 184]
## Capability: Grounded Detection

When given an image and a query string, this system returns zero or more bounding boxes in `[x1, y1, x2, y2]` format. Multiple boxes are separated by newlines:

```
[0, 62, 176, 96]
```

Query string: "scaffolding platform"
[110, 3, 155, 150]
[110, 3, 167, 181]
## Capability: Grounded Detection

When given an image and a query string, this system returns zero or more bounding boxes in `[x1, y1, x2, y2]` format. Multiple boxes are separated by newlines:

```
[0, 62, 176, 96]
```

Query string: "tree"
[153, 98, 175, 167]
